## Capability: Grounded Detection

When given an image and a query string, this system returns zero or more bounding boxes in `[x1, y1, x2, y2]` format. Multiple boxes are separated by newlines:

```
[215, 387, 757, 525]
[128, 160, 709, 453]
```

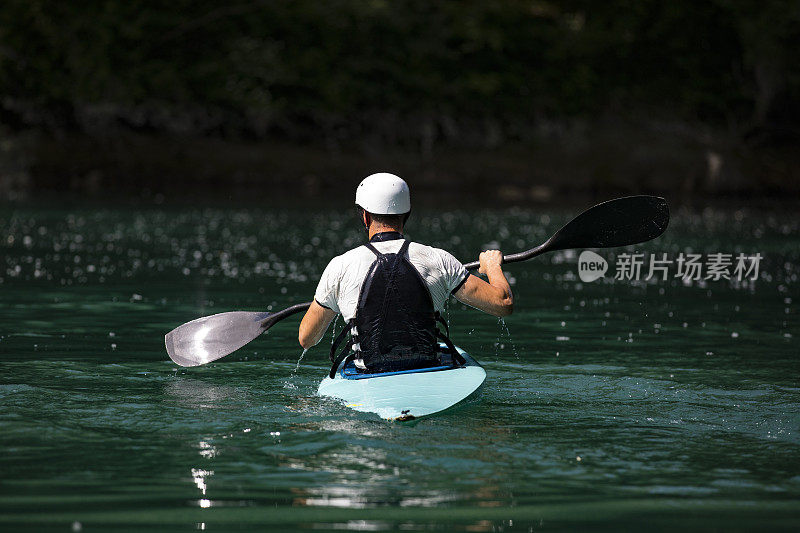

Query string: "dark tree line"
[1, 0, 797, 149]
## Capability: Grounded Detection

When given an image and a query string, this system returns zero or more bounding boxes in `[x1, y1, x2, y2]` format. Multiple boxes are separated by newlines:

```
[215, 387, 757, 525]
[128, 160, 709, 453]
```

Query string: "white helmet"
[355, 173, 411, 214]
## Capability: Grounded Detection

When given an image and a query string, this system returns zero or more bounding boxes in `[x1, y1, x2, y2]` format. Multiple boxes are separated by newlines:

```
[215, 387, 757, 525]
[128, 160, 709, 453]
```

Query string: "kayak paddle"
[165, 303, 312, 367]
[462, 195, 669, 269]
[165, 195, 669, 367]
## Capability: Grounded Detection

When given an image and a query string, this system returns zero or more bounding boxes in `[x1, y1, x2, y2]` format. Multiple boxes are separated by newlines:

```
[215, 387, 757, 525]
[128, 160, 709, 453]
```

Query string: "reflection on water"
[293, 485, 461, 509]
[164, 378, 244, 409]
[191, 467, 213, 495]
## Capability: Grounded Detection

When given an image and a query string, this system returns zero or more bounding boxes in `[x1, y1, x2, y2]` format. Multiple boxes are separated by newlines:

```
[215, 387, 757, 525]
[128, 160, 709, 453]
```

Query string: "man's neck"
[368, 225, 403, 240]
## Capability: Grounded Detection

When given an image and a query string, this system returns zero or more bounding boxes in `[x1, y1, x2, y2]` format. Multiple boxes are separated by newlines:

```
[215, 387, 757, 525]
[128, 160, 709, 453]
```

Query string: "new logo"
[578, 250, 607, 282]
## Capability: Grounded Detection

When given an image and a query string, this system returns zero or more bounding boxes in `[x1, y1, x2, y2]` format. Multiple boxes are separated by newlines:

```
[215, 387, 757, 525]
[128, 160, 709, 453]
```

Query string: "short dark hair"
[356, 207, 410, 227]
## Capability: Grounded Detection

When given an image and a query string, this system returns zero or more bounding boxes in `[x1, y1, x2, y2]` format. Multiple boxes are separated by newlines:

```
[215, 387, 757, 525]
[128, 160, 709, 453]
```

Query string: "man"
[299, 173, 513, 373]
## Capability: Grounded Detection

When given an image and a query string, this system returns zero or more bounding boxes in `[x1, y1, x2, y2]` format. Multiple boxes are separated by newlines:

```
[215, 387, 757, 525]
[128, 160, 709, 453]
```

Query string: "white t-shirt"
[314, 237, 470, 322]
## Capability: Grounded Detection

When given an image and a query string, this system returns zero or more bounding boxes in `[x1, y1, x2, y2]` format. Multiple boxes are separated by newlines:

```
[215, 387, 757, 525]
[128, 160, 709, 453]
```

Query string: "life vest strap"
[364, 242, 381, 257]
[329, 319, 353, 363]
[436, 328, 465, 366]
[435, 311, 450, 338]
[328, 321, 355, 378]
[434, 311, 463, 364]
[328, 340, 355, 379]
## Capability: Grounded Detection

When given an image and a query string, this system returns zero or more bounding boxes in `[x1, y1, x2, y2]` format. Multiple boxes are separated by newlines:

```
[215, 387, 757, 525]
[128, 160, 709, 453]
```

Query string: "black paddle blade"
[463, 195, 670, 270]
[546, 195, 669, 252]
[165, 311, 271, 367]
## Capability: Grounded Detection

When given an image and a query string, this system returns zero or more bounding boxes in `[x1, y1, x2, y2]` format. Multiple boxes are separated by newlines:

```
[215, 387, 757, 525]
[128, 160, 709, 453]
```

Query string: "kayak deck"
[317, 344, 486, 421]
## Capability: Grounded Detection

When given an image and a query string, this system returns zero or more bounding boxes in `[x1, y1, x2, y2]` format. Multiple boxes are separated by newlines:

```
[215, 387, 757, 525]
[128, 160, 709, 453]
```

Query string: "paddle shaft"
[260, 301, 312, 328]
[462, 242, 548, 271]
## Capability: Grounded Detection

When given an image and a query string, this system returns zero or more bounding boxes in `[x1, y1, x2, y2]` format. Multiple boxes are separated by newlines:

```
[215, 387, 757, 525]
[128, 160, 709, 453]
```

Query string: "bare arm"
[298, 300, 337, 349]
[454, 250, 514, 317]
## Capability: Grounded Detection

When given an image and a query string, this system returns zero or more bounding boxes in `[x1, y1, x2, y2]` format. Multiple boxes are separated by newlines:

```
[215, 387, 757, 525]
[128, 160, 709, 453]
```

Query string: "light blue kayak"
[317, 344, 486, 421]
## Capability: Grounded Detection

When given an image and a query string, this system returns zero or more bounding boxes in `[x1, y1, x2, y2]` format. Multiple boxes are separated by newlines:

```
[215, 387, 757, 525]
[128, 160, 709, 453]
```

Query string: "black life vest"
[328, 238, 464, 377]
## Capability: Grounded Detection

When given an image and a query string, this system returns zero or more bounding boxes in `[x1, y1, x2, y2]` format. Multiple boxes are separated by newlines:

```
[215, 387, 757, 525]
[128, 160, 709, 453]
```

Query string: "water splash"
[329, 314, 340, 346]
[284, 348, 308, 390]
[495, 317, 520, 360]
[294, 348, 308, 374]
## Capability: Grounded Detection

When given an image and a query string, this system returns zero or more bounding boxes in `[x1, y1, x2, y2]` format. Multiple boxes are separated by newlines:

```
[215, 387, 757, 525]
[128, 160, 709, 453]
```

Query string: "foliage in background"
[0, 0, 798, 148]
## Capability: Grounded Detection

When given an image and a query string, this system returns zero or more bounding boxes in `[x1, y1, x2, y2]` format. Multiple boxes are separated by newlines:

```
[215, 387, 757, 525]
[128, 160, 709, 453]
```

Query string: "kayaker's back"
[314, 237, 469, 322]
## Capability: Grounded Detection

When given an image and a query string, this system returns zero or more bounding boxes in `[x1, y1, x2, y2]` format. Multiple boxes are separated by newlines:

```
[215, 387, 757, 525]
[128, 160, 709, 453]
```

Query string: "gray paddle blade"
[165, 311, 271, 367]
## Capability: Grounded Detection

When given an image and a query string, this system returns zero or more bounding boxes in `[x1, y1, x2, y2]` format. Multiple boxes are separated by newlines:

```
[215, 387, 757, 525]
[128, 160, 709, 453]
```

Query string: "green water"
[1, 202, 798, 531]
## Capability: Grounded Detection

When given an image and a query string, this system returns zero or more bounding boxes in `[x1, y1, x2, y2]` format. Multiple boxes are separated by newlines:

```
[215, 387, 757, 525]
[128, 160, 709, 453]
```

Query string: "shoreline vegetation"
[2, 116, 796, 203]
[1, 1, 798, 201]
